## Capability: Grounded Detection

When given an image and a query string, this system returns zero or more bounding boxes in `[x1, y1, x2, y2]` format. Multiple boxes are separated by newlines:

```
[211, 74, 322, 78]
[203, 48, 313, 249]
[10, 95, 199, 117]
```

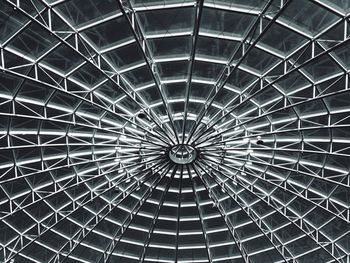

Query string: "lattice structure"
[0, 0, 349, 262]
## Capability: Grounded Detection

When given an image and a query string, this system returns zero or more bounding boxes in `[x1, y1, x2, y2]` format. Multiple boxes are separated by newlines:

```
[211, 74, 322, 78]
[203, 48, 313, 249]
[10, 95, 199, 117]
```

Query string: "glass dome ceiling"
[0, 0, 350, 262]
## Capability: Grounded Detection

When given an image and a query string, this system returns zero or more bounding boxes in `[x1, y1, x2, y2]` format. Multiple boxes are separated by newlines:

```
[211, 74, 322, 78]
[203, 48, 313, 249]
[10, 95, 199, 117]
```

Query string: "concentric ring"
[0, 0, 349, 262]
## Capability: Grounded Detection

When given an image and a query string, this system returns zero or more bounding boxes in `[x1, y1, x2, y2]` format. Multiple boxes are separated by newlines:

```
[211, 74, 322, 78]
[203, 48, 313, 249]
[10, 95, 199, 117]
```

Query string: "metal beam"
[181, 0, 204, 143]
[193, 34, 350, 145]
[186, 0, 288, 144]
[116, 0, 181, 144]
[5, 0, 175, 146]
[199, 158, 343, 262]
[5, 157, 167, 262]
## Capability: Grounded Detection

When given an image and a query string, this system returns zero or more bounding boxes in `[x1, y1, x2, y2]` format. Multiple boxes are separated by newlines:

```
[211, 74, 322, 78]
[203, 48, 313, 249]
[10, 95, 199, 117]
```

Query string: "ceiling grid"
[0, 0, 349, 262]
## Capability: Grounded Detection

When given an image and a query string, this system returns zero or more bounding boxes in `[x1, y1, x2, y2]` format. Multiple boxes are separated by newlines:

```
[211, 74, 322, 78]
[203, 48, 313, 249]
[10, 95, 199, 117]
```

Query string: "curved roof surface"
[0, 0, 350, 262]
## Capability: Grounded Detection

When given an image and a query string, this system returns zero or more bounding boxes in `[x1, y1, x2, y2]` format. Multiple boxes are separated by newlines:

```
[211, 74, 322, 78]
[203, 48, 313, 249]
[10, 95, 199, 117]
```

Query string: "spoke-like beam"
[201, 152, 349, 222]
[197, 83, 349, 146]
[195, 161, 290, 263]
[138, 165, 178, 262]
[5, 157, 167, 262]
[174, 165, 183, 263]
[89, 165, 176, 263]
[187, 165, 213, 263]
[187, 0, 289, 143]
[0, 111, 166, 152]
[198, 158, 344, 262]
[56, 160, 170, 263]
[190, 163, 250, 263]
[5, 0, 175, 146]
[181, 0, 204, 143]
[116, 0, 181, 144]
[193, 35, 350, 145]
[0, 67, 169, 147]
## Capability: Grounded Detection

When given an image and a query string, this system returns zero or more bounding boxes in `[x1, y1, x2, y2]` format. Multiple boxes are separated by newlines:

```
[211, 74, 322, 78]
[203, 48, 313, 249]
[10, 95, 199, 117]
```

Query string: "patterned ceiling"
[0, 0, 350, 262]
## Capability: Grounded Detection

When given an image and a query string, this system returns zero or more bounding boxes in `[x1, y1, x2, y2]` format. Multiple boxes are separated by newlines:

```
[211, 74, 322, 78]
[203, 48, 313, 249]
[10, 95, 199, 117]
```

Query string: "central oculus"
[169, 144, 197, 164]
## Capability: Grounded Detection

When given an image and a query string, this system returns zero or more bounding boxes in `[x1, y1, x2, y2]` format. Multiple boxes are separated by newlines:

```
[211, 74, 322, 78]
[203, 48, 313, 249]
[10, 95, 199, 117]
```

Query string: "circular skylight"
[0, 0, 350, 262]
[169, 144, 197, 164]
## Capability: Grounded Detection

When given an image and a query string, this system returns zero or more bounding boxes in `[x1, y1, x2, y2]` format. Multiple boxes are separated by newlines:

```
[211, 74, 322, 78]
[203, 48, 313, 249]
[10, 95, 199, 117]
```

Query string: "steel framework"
[0, 0, 349, 262]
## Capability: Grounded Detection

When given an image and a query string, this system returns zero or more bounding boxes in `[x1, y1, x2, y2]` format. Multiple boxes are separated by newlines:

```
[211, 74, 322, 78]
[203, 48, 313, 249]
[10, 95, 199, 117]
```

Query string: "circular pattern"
[0, 0, 350, 263]
[168, 144, 197, 164]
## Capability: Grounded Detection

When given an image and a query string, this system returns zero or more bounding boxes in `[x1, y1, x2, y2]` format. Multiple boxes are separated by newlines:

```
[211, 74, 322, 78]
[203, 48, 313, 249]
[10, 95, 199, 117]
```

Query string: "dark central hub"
[169, 144, 197, 164]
